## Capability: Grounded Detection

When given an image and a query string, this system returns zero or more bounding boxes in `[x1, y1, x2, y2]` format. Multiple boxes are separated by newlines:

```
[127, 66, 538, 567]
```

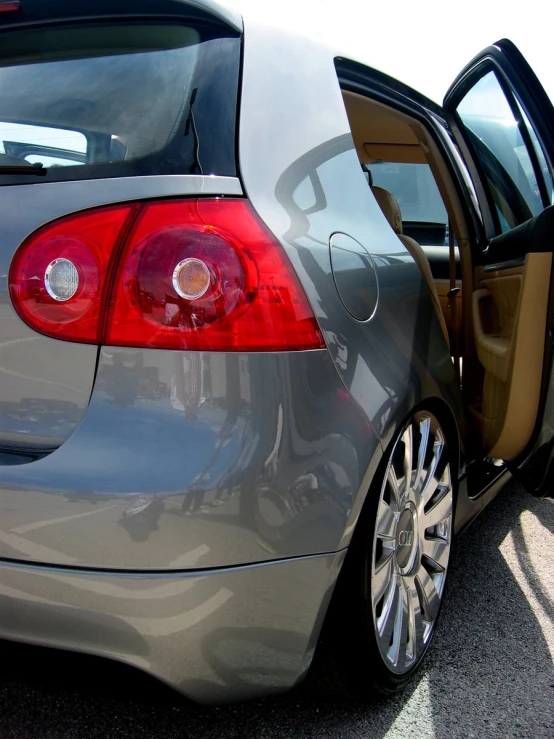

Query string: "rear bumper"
[0, 550, 343, 703]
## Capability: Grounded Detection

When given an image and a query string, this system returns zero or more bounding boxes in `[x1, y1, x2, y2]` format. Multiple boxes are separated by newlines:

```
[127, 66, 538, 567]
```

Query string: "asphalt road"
[0, 480, 553, 739]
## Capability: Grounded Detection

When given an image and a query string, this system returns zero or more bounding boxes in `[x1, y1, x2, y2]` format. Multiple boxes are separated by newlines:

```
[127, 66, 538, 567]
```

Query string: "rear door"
[443, 39, 554, 495]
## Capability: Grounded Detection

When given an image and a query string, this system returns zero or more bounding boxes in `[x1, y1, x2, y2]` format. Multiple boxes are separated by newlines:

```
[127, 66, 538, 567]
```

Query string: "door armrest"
[472, 288, 511, 382]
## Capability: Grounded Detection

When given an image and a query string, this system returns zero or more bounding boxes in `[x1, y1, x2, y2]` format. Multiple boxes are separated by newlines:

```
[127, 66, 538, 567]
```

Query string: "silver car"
[1, 0, 553, 705]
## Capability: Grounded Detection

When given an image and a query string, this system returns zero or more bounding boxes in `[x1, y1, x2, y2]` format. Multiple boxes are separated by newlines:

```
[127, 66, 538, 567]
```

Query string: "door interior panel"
[435, 281, 462, 337]
[423, 246, 462, 342]
[483, 205, 554, 266]
[471, 250, 552, 460]
[441, 39, 554, 494]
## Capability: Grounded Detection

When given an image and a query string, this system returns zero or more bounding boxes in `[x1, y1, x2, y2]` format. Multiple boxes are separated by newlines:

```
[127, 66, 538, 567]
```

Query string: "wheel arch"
[340, 395, 461, 555]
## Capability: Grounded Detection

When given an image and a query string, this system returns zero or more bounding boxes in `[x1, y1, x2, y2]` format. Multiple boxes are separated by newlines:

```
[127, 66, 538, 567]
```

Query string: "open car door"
[443, 39, 554, 496]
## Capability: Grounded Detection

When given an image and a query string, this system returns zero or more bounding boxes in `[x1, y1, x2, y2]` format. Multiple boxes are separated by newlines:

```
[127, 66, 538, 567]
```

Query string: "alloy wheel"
[370, 412, 453, 675]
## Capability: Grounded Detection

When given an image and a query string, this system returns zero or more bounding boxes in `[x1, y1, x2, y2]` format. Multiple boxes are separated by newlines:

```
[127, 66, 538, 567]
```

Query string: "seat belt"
[447, 221, 461, 381]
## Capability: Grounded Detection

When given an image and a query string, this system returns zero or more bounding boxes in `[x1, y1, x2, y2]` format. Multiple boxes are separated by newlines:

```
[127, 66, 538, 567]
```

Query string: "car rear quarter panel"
[238, 21, 462, 452]
[0, 347, 378, 568]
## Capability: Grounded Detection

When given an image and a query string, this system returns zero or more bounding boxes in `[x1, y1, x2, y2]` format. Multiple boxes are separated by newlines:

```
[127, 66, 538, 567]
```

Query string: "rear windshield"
[0, 22, 240, 184]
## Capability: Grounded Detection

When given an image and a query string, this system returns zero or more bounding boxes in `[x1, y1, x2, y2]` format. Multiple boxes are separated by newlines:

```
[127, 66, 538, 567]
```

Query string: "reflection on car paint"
[0, 349, 376, 566]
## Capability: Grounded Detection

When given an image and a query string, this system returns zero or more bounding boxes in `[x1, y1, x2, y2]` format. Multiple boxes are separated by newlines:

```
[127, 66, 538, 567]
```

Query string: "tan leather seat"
[371, 185, 450, 347]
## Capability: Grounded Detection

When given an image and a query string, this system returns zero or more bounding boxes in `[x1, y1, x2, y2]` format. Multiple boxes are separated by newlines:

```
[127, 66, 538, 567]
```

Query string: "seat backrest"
[370, 184, 450, 347]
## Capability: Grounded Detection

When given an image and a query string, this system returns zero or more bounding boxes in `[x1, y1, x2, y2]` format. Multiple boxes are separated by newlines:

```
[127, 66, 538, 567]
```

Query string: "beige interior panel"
[341, 89, 472, 251]
[473, 275, 521, 383]
[341, 91, 420, 162]
[342, 86, 553, 464]
[342, 89, 477, 440]
[363, 143, 427, 163]
[435, 281, 463, 338]
[471, 253, 551, 460]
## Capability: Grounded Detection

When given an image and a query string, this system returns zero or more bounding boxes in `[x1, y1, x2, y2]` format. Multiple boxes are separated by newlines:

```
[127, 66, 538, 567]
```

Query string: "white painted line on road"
[11, 505, 118, 534]
[0, 531, 79, 564]
[44, 572, 199, 601]
[0, 336, 38, 349]
[0, 581, 50, 605]
[0, 579, 233, 639]
[0, 364, 88, 395]
[168, 543, 211, 569]
[126, 587, 233, 636]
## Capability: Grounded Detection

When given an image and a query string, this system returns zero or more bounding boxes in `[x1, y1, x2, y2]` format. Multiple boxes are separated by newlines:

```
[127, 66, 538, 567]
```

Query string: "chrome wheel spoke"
[387, 466, 402, 512]
[377, 500, 397, 539]
[371, 413, 453, 674]
[419, 430, 445, 505]
[422, 535, 450, 570]
[373, 549, 395, 604]
[377, 574, 399, 638]
[414, 416, 430, 491]
[423, 487, 452, 529]
[405, 576, 423, 664]
[387, 580, 405, 667]
[401, 425, 413, 499]
[420, 475, 439, 508]
[415, 567, 441, 626]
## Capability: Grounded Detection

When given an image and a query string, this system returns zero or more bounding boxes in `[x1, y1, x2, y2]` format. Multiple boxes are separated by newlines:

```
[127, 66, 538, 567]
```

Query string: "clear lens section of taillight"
[9, 199, 325, 352]
[172, 257, 211, 300]
[44, 258, 80, 301]
[9, 206, 135, 343]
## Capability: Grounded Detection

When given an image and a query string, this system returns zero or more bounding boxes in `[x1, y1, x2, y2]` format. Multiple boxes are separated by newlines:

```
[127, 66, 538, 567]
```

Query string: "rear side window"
[0, 22, 240, 184]
[367, 162, 449, 245]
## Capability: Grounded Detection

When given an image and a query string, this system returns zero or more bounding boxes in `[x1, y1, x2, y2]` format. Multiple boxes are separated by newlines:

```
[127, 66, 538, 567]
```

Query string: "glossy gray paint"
[0, 348, 378, 568]
[0, 550, 343, 704]
[0, 11, 481, 704]
[238, 21, 462, 452]
[329, 232, 379, 321]
[0, 175, 242, 449]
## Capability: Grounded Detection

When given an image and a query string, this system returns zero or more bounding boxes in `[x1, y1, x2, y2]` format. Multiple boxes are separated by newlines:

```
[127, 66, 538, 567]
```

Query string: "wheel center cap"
[395, 506, 416, 571]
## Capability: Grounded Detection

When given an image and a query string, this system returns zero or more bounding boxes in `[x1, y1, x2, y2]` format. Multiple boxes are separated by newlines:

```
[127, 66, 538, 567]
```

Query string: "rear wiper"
[0, 163, 47, 176]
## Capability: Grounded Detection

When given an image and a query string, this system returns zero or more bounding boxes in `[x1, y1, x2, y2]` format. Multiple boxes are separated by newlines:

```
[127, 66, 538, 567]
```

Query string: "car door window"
[367, 162, 448, 245]
[0, 122, 87, 167]
[456, 70, 550, 233]
[513, 98, 554, 206]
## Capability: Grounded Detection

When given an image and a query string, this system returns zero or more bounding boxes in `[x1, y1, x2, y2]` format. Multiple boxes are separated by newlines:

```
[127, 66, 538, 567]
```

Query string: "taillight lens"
[9, 199, 324, 352]
[9, 205, 135, 343]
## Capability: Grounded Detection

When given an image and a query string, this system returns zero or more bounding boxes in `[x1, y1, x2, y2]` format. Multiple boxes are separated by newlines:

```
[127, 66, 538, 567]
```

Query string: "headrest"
[370, 185, 403, 234]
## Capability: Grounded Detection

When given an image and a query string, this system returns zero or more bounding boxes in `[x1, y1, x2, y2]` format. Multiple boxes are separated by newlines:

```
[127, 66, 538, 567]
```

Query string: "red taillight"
[0, 1, 21, 13]
[9, 205, 136, 343]
[9, 199, 325, 352]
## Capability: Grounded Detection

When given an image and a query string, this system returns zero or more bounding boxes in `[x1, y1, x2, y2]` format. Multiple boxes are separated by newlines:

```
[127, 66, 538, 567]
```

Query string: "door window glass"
[457, 70, 545, 232]
[514, 98, 553, 205]
[0, 122, 87, 167]
[367, 162, 448, 245]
